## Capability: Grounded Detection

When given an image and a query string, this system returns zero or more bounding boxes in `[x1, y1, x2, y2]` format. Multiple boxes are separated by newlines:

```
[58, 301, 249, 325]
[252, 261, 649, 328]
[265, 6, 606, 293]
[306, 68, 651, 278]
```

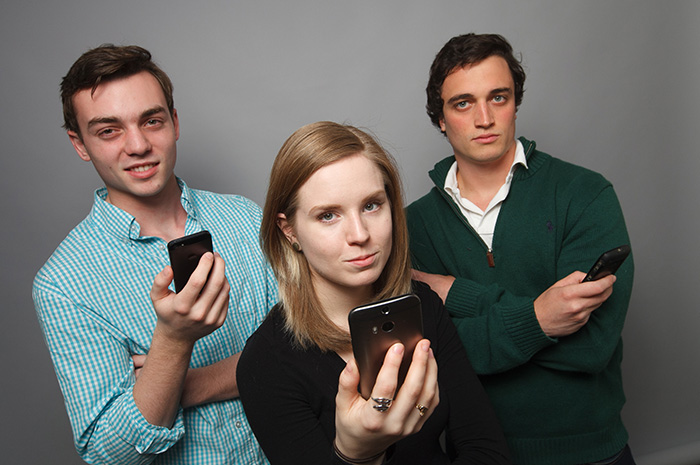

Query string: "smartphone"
[348, 294, 424, 400]
[582, 244, 631, 282]
[167, 231, 213, 292]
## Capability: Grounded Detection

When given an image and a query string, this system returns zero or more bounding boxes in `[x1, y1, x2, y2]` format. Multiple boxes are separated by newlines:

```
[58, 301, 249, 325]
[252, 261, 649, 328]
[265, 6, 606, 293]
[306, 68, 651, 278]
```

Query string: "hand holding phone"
[348, 294, 423, 399]
[583, 244, 631, 282]
[167, 231, 213, 292]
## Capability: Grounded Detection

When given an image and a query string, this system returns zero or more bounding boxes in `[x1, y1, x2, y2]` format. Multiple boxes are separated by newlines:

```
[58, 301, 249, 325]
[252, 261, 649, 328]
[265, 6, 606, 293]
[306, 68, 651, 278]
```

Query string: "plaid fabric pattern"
[33, 179, 277, 464]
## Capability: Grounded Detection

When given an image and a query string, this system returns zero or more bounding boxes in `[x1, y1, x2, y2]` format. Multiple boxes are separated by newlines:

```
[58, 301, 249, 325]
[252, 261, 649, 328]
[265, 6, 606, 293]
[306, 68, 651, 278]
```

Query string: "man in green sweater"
[406, 33, 635, 465]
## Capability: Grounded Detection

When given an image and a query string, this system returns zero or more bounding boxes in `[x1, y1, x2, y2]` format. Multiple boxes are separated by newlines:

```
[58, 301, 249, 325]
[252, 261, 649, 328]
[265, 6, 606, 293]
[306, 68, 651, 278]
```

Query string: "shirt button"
[235, 421, 242, 428]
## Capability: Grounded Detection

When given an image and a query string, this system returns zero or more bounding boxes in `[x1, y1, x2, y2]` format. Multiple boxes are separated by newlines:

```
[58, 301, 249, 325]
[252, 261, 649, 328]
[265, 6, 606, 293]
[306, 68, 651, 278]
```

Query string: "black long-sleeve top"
[237, 282, 511, 464]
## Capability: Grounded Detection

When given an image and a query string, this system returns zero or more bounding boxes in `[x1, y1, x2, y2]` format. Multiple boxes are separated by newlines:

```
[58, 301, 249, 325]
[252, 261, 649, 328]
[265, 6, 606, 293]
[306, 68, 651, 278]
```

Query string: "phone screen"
[348, 294, 423, 399]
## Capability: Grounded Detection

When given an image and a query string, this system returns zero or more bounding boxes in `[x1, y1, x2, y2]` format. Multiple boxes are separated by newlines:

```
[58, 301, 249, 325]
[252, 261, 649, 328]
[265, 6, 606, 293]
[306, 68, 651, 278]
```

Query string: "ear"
[439, 118, 446, 133]
[68, 130, 91, 162]
[172, 108, 180, 141]
[276, 213, 295, 243]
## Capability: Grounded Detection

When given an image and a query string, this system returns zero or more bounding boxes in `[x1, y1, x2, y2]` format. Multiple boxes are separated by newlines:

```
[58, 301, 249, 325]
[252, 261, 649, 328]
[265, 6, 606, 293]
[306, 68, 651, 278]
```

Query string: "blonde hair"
[261, 121, 412, 352]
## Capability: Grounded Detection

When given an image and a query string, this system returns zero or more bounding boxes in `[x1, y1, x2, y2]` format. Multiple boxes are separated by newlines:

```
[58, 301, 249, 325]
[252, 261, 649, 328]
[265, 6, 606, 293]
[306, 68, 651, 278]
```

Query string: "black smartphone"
[582, 244, 631, 282]
[167, 231, 213, 292]
[348, 294, 424, 400]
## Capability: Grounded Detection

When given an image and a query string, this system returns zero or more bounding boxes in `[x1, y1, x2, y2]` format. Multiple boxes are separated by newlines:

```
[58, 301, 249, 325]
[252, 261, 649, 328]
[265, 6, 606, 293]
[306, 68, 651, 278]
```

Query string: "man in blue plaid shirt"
[33, 44, 277, 464]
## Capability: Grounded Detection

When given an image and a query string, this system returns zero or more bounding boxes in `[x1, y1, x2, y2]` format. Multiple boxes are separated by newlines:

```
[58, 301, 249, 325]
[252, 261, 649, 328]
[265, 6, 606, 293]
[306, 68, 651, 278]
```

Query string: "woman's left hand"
[334, 339, 439, 461]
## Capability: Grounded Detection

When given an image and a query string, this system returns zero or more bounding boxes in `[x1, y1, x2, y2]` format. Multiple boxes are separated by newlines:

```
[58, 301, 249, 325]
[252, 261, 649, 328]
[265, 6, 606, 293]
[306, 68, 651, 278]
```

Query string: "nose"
[124, 128, 152, 156]
[345, 213, 370, 245]
[474, 101, 494, 128]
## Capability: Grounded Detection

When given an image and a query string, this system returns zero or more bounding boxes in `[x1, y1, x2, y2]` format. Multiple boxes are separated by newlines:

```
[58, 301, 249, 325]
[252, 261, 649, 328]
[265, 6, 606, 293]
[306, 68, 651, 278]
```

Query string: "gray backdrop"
[2, 1, 698, 464]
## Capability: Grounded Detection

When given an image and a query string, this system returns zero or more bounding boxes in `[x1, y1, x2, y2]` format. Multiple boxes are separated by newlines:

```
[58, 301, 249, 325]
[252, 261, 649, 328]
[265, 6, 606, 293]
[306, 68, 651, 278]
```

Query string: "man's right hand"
[132, 252, 230, 428]
[150, 251, 230, 343]
[534, 271, 615, 338]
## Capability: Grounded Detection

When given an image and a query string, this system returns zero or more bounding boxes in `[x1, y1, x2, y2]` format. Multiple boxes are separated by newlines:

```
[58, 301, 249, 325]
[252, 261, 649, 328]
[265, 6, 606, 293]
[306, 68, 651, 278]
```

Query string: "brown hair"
[60, 44, 174, 137]
[426, 33, 526, 131]
[261, 121, 412, 352]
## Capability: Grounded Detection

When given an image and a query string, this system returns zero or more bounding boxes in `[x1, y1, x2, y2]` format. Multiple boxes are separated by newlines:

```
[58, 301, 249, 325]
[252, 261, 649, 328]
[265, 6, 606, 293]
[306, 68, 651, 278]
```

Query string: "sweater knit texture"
[406, 137, 634, 465]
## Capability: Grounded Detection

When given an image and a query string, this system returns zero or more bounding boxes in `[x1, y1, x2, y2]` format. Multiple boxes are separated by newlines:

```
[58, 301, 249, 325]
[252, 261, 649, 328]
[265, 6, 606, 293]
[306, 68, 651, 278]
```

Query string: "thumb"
[150, 266, 175, 301]
[556, 270, 587, 287]
[336, 358, 361, 409]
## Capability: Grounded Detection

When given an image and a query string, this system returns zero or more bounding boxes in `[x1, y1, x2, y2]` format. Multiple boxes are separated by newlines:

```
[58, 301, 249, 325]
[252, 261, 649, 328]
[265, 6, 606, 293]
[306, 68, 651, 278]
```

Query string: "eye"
[493, 95, 506, 103]
[145, 118, 163, 127]
[455, 101, 469, 109]
[318, 212, 337, 223]
[97, 128, 117, 139]
[364, 202, 380, 212]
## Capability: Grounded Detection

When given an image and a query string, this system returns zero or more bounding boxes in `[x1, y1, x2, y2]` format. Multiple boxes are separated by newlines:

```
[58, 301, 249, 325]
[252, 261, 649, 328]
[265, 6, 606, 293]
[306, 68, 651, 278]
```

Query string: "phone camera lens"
[381, 306, 390, 315]
[381, 321, 395, 333]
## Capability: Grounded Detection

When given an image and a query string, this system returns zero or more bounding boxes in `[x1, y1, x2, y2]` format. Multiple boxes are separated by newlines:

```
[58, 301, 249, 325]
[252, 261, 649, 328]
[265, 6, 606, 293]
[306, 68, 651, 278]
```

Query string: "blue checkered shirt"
[33, 179, 277, 464]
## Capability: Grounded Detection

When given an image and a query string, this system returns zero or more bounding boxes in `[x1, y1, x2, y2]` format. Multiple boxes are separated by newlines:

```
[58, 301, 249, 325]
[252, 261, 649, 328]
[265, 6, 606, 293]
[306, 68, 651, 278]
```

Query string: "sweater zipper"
[435, 184, 497, 267]
[430, 139, 536, 270]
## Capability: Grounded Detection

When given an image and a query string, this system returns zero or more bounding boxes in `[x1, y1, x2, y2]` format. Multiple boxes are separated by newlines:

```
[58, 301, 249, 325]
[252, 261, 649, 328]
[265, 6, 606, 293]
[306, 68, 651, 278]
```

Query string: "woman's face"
[280, 153, 393, 300]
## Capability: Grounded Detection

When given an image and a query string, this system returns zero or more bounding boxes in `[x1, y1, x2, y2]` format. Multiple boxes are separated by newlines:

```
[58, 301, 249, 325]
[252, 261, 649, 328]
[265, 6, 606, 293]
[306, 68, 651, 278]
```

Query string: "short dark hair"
[60, 44, 174, 136]
[426, 33, 526, 131]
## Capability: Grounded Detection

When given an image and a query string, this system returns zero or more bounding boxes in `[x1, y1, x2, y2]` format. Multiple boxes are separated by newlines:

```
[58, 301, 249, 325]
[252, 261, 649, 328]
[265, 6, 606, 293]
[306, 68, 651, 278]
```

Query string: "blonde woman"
[237, 122, 510, 465]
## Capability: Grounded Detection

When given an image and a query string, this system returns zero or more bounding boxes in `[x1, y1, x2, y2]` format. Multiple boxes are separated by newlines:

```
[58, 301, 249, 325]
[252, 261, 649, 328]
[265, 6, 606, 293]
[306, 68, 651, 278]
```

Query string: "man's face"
[68, 71, 179, 209]
[439, 55, 517, 168]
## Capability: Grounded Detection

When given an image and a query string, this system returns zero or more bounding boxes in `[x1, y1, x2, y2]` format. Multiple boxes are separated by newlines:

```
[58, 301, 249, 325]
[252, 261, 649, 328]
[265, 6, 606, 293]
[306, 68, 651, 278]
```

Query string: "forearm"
[446, 277, 555, 374]
[133, 325, 193, 427]
[532, 186, 634, 372]
[181, 353, 241, 408]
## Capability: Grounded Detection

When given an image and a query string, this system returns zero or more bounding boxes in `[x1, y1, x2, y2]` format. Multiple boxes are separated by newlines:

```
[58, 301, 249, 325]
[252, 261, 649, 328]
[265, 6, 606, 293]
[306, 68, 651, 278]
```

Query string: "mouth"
[346, 252, 378, 268]
[472, 133, 499, 144]
[128, 163, 158, 173]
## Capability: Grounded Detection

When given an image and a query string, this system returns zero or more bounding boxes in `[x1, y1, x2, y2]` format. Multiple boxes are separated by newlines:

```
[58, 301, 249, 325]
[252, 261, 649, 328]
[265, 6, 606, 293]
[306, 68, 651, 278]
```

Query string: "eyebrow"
[446, 87, 513, 105]
[86, 106, 168, 130]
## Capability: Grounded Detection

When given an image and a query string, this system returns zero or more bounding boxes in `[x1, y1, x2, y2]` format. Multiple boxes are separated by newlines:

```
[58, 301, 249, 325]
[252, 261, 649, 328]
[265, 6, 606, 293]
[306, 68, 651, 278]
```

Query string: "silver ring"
[415, 403, 428, 417]
[371, 397, 393, 412]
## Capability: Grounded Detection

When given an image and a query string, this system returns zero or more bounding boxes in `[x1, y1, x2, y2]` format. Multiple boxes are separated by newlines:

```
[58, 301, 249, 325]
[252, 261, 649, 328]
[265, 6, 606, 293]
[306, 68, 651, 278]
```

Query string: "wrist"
[333, 440, 385, 465]
[152, 323, 198, 352]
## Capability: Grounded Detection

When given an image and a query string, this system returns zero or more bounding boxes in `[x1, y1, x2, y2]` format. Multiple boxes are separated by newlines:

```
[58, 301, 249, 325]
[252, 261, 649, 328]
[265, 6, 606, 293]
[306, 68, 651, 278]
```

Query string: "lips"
[346, 252, 378, 268]
[126, 162, 158, 177]
[472, 133, 499, 144]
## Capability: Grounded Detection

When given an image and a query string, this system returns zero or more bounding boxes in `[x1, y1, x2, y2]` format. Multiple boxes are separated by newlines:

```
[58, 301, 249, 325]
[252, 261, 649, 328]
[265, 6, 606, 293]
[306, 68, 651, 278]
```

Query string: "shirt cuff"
[107, 386, 186, 455]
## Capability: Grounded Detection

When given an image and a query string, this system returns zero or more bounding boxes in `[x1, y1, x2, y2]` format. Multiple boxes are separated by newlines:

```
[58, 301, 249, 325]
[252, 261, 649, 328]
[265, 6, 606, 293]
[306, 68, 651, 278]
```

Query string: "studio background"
[2, 1, 698, 464]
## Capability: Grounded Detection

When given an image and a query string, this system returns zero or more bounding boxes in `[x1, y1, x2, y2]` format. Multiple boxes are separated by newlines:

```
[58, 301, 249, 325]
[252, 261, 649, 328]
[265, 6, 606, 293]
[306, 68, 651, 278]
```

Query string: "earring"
[292, 242, 302, 252]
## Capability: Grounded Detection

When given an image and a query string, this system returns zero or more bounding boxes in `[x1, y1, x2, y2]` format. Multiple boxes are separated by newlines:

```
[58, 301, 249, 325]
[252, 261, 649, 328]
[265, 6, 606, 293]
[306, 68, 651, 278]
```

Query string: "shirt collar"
[444, 139, 528, 197]
[89, 177, 196, 241]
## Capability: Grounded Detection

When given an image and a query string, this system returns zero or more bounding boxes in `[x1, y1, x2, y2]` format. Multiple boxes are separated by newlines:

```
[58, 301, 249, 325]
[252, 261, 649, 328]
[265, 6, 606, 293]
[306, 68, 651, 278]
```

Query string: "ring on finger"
[415, 403, 429, 417]
[371, 397, 393, 413]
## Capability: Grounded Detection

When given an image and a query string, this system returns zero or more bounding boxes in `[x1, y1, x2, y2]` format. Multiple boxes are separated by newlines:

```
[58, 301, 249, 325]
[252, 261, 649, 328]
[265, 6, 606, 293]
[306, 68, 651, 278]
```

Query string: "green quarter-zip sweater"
[406, 137, 634, 465]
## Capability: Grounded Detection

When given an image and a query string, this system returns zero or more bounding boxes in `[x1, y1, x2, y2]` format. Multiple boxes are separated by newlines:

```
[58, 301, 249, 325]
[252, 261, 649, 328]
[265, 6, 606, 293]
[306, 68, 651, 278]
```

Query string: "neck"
[314, 280, 375, 334]
[455, 145, 516, 211]
[105, 175, 187, 241]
